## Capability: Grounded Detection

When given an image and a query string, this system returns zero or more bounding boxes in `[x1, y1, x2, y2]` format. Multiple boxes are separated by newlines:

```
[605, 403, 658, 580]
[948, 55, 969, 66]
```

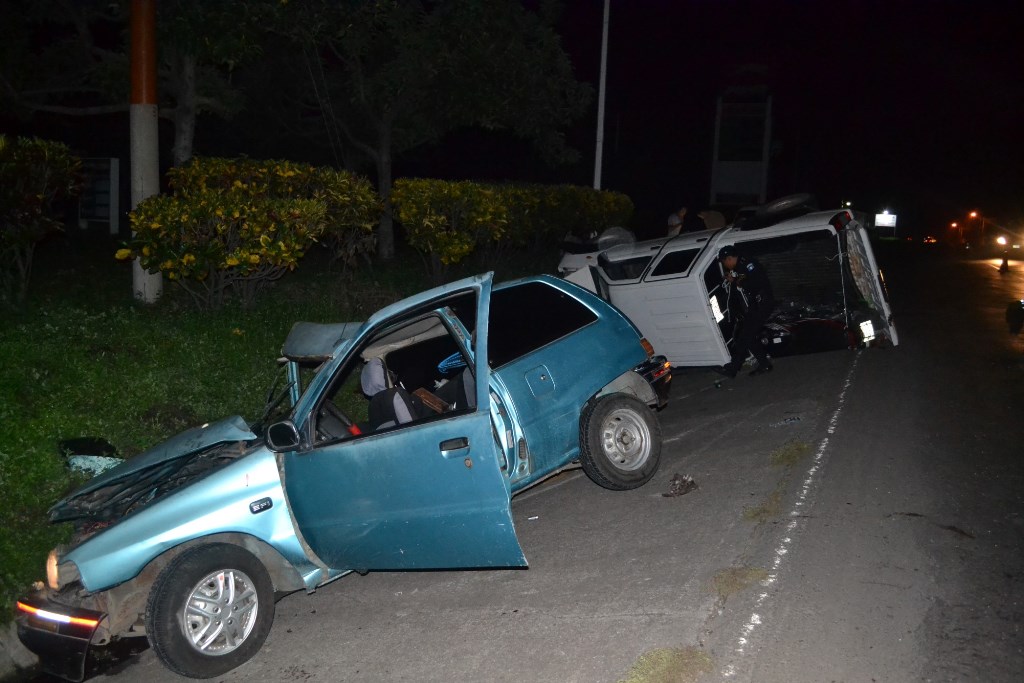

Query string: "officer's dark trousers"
[728, 305, 773, 369]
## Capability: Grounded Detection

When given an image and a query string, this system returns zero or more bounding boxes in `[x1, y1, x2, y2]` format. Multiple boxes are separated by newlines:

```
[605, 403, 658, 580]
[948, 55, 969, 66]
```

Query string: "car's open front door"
[280, 274, 527, 571]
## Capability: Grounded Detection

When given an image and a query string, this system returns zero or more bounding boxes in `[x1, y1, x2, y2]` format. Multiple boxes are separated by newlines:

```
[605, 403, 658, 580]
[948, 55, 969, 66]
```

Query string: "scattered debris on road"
[663, 473, 698, 497]
[887, 511, 976, 539]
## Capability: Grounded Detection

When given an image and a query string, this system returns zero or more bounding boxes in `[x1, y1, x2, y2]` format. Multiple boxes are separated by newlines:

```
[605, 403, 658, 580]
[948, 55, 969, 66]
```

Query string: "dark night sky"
[544, 0, 1024, 236]
[6, 1, 1022, 239]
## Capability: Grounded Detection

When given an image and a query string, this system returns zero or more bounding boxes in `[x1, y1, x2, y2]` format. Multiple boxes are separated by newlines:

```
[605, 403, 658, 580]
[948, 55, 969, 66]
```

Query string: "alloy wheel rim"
[182, 568, 259, 656]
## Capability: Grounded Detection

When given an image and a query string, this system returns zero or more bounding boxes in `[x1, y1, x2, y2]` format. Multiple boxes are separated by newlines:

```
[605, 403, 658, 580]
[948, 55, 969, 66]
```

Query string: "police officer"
[715, 245, 775, 377]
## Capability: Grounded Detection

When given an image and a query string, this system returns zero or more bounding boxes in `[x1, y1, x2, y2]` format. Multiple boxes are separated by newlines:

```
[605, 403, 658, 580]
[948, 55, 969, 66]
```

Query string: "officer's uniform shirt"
[734, 257, 774, 308]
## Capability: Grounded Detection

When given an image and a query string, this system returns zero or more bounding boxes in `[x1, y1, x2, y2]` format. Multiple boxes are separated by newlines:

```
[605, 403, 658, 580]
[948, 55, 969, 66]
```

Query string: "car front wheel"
[579, 394, 662, 490]
[145, 543, 275, 679]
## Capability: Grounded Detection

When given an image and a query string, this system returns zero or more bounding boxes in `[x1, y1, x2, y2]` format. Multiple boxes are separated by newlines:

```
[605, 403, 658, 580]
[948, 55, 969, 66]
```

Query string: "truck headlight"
[859, 320, 876, 343]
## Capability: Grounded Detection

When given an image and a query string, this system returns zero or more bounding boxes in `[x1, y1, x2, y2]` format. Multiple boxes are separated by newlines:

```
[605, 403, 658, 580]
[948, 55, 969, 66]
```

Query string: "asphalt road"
[33, 248, 1024, 683]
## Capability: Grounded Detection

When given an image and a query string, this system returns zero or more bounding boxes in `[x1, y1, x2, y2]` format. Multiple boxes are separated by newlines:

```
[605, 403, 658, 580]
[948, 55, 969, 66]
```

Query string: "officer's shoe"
[713, 364, 738, 378]
[748, 361, 773, 377]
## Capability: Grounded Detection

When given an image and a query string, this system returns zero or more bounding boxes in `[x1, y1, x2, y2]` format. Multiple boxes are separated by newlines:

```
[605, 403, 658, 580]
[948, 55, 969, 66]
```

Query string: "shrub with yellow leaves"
[392, 179, 509, 285]
[119, 157, 379, 309]
[392, 178, 633, 284]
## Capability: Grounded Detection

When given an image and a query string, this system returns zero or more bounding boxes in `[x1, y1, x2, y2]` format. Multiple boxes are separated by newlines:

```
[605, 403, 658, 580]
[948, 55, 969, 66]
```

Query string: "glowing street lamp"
[970, 211, 986, 239]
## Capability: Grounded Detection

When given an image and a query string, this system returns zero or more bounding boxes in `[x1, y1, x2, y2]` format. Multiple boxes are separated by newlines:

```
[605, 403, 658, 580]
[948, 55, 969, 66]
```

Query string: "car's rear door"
[487, 279, 648, 476]
[280, 275, 527, 571]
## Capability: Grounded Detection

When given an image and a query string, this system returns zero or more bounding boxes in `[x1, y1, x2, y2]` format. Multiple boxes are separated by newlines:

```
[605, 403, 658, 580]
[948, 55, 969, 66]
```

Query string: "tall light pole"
[593, 0, 610, 190]
[969, 210, 987, 242]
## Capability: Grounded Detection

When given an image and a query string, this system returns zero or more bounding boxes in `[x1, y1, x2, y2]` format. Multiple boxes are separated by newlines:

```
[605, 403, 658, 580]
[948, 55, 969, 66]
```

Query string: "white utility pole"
[130, 0, 162, 303]
[593, 0, 610, 189]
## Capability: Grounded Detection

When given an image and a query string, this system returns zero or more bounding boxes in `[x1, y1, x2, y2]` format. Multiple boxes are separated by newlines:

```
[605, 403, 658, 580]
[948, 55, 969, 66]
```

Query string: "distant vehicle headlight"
[997, 236, 1008, 246]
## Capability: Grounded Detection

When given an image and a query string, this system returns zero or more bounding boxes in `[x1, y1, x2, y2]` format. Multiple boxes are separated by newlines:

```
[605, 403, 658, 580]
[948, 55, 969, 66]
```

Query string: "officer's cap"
[718, 245, 738, 260]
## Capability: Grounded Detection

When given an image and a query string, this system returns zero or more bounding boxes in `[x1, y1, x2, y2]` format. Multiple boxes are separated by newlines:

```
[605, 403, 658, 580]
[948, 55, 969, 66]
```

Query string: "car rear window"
[598, 254, 652, 281]
[488, 282, 598, 367]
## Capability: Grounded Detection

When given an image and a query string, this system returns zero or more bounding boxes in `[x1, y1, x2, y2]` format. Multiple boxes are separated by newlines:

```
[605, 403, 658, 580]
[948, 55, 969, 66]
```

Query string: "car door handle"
[439, 437, 470, 457]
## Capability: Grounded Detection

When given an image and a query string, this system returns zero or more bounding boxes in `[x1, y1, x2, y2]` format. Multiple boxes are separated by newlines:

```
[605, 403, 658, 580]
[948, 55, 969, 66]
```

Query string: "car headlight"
[46, 546, 80, 590]
[46, 549, 60, 589]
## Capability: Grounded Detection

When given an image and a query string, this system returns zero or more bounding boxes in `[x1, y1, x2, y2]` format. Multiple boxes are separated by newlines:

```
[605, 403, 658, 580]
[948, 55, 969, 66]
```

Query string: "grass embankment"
[0, 232, 557, 617]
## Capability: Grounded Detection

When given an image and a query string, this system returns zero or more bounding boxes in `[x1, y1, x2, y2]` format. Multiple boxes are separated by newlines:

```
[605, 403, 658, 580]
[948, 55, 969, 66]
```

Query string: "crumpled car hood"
[49, 415, 256, 521]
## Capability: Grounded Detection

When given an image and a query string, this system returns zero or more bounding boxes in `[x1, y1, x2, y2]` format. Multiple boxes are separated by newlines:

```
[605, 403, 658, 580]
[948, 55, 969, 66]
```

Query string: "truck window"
[650, 248, 700, 278]
[598, 254, 652, 281]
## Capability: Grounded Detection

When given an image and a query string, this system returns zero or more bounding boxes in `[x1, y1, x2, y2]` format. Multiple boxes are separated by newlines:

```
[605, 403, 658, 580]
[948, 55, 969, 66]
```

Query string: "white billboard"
[875, 213, 897, 227]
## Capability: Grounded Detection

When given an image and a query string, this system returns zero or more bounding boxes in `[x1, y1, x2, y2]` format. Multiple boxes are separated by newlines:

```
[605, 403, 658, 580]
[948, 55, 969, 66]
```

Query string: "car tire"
[579, 394, 662, 490]
[145, 543, 275, 679]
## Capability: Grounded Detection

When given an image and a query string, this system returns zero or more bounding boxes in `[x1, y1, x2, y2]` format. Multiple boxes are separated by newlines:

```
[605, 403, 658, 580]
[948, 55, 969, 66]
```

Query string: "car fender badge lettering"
[249, 497, 273, 514]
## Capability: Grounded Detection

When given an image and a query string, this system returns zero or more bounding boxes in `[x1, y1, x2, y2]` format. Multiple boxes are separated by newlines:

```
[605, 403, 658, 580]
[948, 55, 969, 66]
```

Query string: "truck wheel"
[145, 543, 275, 679]
[579, 394, 661, 490]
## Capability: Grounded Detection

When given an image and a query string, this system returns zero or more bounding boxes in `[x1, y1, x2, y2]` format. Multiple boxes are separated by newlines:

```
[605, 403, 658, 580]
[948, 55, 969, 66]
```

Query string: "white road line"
[720, 351, 862, 679]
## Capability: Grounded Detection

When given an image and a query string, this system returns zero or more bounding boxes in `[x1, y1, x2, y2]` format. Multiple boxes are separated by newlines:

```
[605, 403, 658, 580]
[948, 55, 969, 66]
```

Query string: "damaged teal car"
[17, 273, 671, 681]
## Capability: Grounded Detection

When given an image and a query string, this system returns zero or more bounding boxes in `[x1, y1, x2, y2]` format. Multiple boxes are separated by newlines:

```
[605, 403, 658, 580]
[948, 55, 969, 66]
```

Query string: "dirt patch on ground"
[618, 646, 713, 683]
[770, 440, 812, 467]
[743, 485, 784, 523]
[712, 566, 769, 601]
[738, 441, 811, 524]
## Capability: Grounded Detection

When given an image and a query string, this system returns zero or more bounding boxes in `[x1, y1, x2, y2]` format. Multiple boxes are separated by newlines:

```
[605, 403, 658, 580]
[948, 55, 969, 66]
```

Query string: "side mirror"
[266, 420, 301, 452]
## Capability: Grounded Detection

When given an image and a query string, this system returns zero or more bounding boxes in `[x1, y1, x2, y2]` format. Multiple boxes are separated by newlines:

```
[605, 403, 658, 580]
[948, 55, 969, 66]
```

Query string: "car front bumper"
[16, 595, 106, 682]
[635, 355, 672, 408]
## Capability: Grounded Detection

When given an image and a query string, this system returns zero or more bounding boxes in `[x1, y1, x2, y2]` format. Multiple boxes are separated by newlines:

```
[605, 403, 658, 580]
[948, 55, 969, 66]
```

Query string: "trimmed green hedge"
[118, 157, 380, 309]
[393, 178, 633, 282]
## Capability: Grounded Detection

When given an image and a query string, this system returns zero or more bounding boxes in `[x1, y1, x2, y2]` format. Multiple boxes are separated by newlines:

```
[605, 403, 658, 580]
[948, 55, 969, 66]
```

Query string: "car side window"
[312, 312, 476, 446]
[487, 281, 598, 368]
